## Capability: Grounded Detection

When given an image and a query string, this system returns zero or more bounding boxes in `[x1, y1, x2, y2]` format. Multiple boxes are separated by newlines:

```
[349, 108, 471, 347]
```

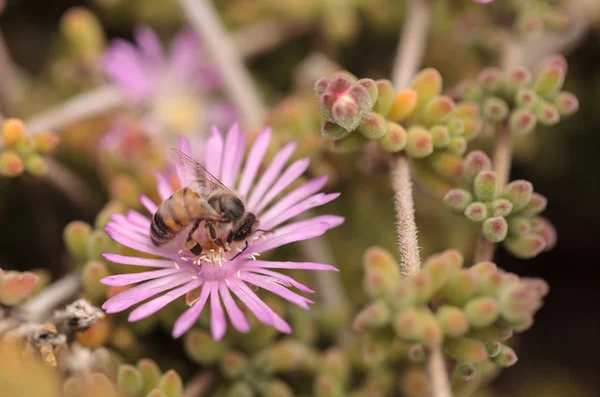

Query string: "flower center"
[153, 92, 203, 136]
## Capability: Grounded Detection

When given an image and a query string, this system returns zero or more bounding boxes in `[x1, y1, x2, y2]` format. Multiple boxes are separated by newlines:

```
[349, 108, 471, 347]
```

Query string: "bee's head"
[231, 212, 258, 242]
[221, 196, 245, 220]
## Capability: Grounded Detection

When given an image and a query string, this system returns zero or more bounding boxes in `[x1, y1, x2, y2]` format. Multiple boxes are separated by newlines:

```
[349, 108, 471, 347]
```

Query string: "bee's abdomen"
[150, 188, 194, 246]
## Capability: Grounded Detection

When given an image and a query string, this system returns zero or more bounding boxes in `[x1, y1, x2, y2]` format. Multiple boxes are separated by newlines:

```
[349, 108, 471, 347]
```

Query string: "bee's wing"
[170, 148, 234, 194]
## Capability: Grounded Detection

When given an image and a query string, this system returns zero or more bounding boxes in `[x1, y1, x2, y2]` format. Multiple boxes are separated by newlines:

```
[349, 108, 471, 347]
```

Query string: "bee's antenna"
[231, 241, 249, 260]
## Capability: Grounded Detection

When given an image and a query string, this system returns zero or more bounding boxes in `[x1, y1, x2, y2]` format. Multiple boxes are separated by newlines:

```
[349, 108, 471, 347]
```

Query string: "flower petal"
[247, 141, 297, 211]
[219, 282, 250, 333]
[210, 283, 227, 340]
[244, 260, 338, 272]
[241, 273, 313, 309]
[204, 127, 223, 176]
[248, 268, 315, 293]
[112, 214, 147, 235]
[172, 282, 212, 338]
[219, 123, 240, 187]
[105, 224, 172, 257]
[125, 210, 151, 229]
[237, 127, 271, 197]
[254, 158, 310, 214]
[139, 194, 158, 214]
[101, 268, 181, 286]
[260, 193, 341, 231]
[259, 175, 328, 221]
[128, 278, 204, 321]
[156, 172, 174, 201]
[134, 26, 164, 64]
[101, 253, 173, 268]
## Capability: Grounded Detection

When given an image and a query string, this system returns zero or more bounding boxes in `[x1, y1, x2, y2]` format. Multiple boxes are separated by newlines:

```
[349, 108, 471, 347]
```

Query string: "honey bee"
[150, 148, 259, 259]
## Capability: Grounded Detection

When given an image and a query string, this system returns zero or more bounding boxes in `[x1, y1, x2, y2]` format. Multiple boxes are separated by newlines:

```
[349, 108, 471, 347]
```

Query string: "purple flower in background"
[103, 27, 236, 140]
[100, 124, 343, 340]
[474, 0, 493, 3]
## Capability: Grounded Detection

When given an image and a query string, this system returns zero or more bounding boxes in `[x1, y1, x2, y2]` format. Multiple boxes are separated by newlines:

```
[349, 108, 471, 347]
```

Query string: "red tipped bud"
[412, 68, 443, 108]
[444, 270, 479, 306]
[534, 63, 566, 98]
[483, 97, 509, 122]
[463, 151, 492, 181]
[422, 95, 455, 126]
[554, 91, 579, 117]
[478, 67, 504, 94]
[490, 198, 513, 217]
[522, 192, 547, 216]
[509, 108, 538, 135]
[535, 101, 560, 126]
[505, 66, 533, 94]
[430, 125, 450, 148]
[448, 136, 467, 156]
[373, 79, 394, 115]
[515, 88, 540, 109]
[1, 118, 26, 147]
[353, 300, 391, 332]
[117, 365, 143, 396]
[482, 216, 508, 243]
[507, 216, 532, 236]
[0, 150, 24, 177]
[446, 117, 465, 137]
[443, 337, 488, 363]
[429, 152, 464, 179]
[358, 78, 379, 104]
[357, 112, 387, 140]
[362, 246, 401, 298]
[465, 297, 500, 328]
[0, 270, 39, 306]
[474, 170, 499, 201]
[503, 180, 533, 212]
[33, 132, 59, 154]
[387, 88, 418, 121]
[464, 202, 488, 222]
[436, 306, 469, 337]
[492, 344, 518, 367]
[379, 121, 407, 153]
[405, 126, 433, 158]
[531, 217, 557, 250]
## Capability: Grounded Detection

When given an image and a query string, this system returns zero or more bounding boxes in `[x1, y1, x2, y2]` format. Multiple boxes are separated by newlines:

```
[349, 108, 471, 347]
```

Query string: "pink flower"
[101, 125, 343, 340]
[474, 0, 493, 3]
[103, 26, 236, 140]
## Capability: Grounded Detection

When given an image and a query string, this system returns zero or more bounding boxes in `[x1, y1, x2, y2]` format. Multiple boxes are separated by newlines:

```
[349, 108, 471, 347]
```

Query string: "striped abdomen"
[150, 187, 205, 246]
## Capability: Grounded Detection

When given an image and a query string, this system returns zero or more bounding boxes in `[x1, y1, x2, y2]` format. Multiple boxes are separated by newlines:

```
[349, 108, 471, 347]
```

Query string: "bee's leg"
[183, 220, 201, 252]
[230, 241, 249, 260]
[189, 244, 203, 256]
[207, 222, 218, 240]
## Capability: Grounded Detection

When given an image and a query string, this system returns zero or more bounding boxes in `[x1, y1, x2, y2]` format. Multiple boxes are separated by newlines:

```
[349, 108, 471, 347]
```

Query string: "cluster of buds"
[0, 268, 39, 306]
[511, 0, 571, 37]
[353, 247, 548, 396]
[0, 118, 59, 178]
[451, 55, 578, 137]
[444, 150, 556, 258]
[315, 69, 482, 184]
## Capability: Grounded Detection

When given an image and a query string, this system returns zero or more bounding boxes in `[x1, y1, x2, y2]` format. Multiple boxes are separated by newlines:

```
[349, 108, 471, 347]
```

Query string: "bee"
[150, 148, 259, 259]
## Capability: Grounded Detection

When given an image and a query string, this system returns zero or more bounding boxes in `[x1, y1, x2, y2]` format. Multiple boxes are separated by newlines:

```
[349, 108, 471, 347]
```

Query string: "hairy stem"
[179, 0, 266, 128]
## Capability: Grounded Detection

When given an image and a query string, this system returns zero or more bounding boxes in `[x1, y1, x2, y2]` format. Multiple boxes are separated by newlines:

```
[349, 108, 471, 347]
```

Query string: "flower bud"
[422, 253, 454, 290]
[463, 151, 492, 182]
[0, 150, 24, 177]
[412, 68, 442, 109]
[0, 270, 39, 306]
[448, 137, 467, 156]
[492, 344, 518, 367]
[353, 300, 390, 332]
[408, 343, 425, 362]
[86, 373, 117, 397]
[478, 67, 504, 94]
[474, 170, 499, 201]
[321, 121, 353, 140]
[436, 305, 469, 337]
[118, 364, 143, 396]
[387, 88, 418, 121]
[362, 335, 388, 366]
[82, 261, 109, 301]
[441, 248, 464, 270]
[518, 13, 544, 37]
[454, 79, 482, 101]
[410, 272, 436, 304]
[386, 280, 415, 309]
[499, 282, 542, 323]
[482, 216, 508, 243]
[184, 329, 228, 364]
[357, 112, 387, 140]
[522, 192, 547, 216]
[484, 340, 502, 358]
[505, 67, 533, 94]
[405, 126, 433, 158]
[330, 133, 367, 153]
[454, 102, 480, 118]
[429, 152, 463, 180]
[158, 369, 183, 397]
[509, 108, 537, 135]
[507, 217, 532, 236]
[23, 153, 46, 176]
[33, 132, 59, 154]
[468, 325, 513, 342]
[444, 189, 473, 213]
[446, 117, 465, 137]
[464, 202, 488, 222]
[87, 230, 118, 261]
[229, 382, 254, 397]
[1, 118, 25, 147]
[378, 121, 407, 153]
[444, 270, 479, 306]
[373, 79, 394, 115]
[430, 125, 450, 148]
[61, 7, 105, 62]
[503, 180, 533, 212]
[95, 201, 126, 230]
[469, 261, 497, 277]
[554, 91, 579, 117]
[489, 198, 513, 217]
[64, 221, 92, 263]
[263, 380, 294, 397]
[417, 309, 443, 346]
[399, 368, 429, 397]
[137, 358, 161, 394]
[465, 297, 500, 328]
[534, 63, 565, 98]
[362, 246, 401, 297]
[531, 217, 557, 250]
[515, 88, 540, 109]
[483, 97, 509, 122]
[422, 95, 455, 126]
[461, 117, 483, 141]
[393, 308, 421, 340]
[219, 351, 248, 379]
[321, 348, 349, 381]
[535, 100, 560, 126]
[443, 337, 488, 363]
[314, 373, 343, 397]
[452, 362, 477, 382]
[358, 78, 379, 104]
[14, 135, 35, 157]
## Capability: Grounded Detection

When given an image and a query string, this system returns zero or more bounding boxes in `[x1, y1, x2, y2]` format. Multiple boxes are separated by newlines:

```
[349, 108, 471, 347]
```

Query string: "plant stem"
[233, 19, 310, 59]
[179, 0, 266, 128]
[41, 159, 99, 214]
[0, 30, 24, 115]
[20, 272, 80, 323]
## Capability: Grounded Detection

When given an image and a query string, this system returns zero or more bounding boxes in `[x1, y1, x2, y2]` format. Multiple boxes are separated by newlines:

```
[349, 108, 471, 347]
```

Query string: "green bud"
[477, 272, 504, 296]
[422, 95, 455, 126]
[485, 341, 502, 358]
[137, 358, 161, 394]
[378, 121, 407, 153]
[499, 282, 542, 323]
[23, 154, 46, 176]
[507, 217, 532, 236]
[86, 230, 117, 261]
[330, 133, 367, 153]
[444, 270, 479, 306]
[118, 364, 144, 396]
[535, 100, 560, 126]
[554, 91, 579, 117]
[463, 151, 492, 182]
[13, 136, 35, 157]
[515, 88, 540, 109]
[429, 152, 464, 180]
[321, 348, 349, 381]
[321, 121, 353, 140]
[158, 370, 183, 397]
[441, 249, 465, 271]
[412, 68, 443, 108]
[373, 79, 394, 115]
[410, 272, 436, 304]
[184, 329, 228, 364]
[0, 150, 24, 177]
[531, 217, 557, 250]
[64, 221, 92, 263]
[362, 335, 388, 366]
[454, 102, 480, 118]
[262, 380, 294, 397]
[446, 117, 465, 137]
[357, 112, 387, 140]
[229, 382, 254, 397]
[482, 216, 508, 243]
[464, 202, 488, 222]
[483, 97, 509, 122]
[362, 246, 401, 297]
[489, 198, 513, 217]
[357, 78, 379, 104]
[82, 260, 109, 301]
[95, 201, 126, 230]
[447, 137, 467, 156]
[393, 308, 422, 340]
[505, 66, 533, 94]
[32, 131, 59, 154]
[416, 309, 443, 346]
[465, 297, 500, 328]
[436, 306, 469, 337]
[422, 253, 454, 290]
[220, 351, 248, 379]
[408, 343, 425, 362]
[509, 108, 537, 135]
[455, 80, 482, 101]
[492, 344, 518, 367]
[314, 373, 344, 397]
[461, 117, 482, 141]
[386, 280, 415, 310]
[534, 63, 565, 98]
[478, 67, 504, 94]
[353, 300, 390, 332]
[468, 325, 513, 342]
[469, 261, 497, 277]
[0, 271, 39, 306]
[522, 192, 547, 216]
[443, 337, 488, 363]
[474, 170, 499, 201]
[452, 362, 477, 382]
[430, 125, 450, 148]
[405, 126, 433, 158]
[387, 88, 418, 121]
[503, 180, 533, 212]
[146, 390, 167, 397]
[399, 368, 430, 397]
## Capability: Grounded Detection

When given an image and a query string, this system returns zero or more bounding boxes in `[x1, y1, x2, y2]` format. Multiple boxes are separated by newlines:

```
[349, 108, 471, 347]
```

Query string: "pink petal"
[102, 273, 190, 313]
[237, 127, 271, 197]
[128, 279, 204, 321]
[248, 268, 315, 293]
[245, 260, 338, 271]
[101, 253, 173, 268]
[103, 41, 151, 100]
[169, 29, 200, 79]
[125, 210, 151, 229]
[219, 124, 241, 187]
[259, 175, 328, 222]
[229, 128, 246, 188]
[254, 158, 310, 213]
[139, 194, 158, 214]
[105, 224, 172, 258]
[261, 193, 341, 231]
[210, 283, 227, 340]
[172, 282, 212, 338]
[246, 141, 297, 211]
[252, 223, 332, 254]
[101, 268, 181, 286]
[204, 126, 223, 176]
[241, 273, 313, 309]
[155, 172, 174, 201]
[111, 214, 147, 235]
[178, 135, 193, 157]
[219, 282, 250, 333]
[134, 26, 164, 63]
